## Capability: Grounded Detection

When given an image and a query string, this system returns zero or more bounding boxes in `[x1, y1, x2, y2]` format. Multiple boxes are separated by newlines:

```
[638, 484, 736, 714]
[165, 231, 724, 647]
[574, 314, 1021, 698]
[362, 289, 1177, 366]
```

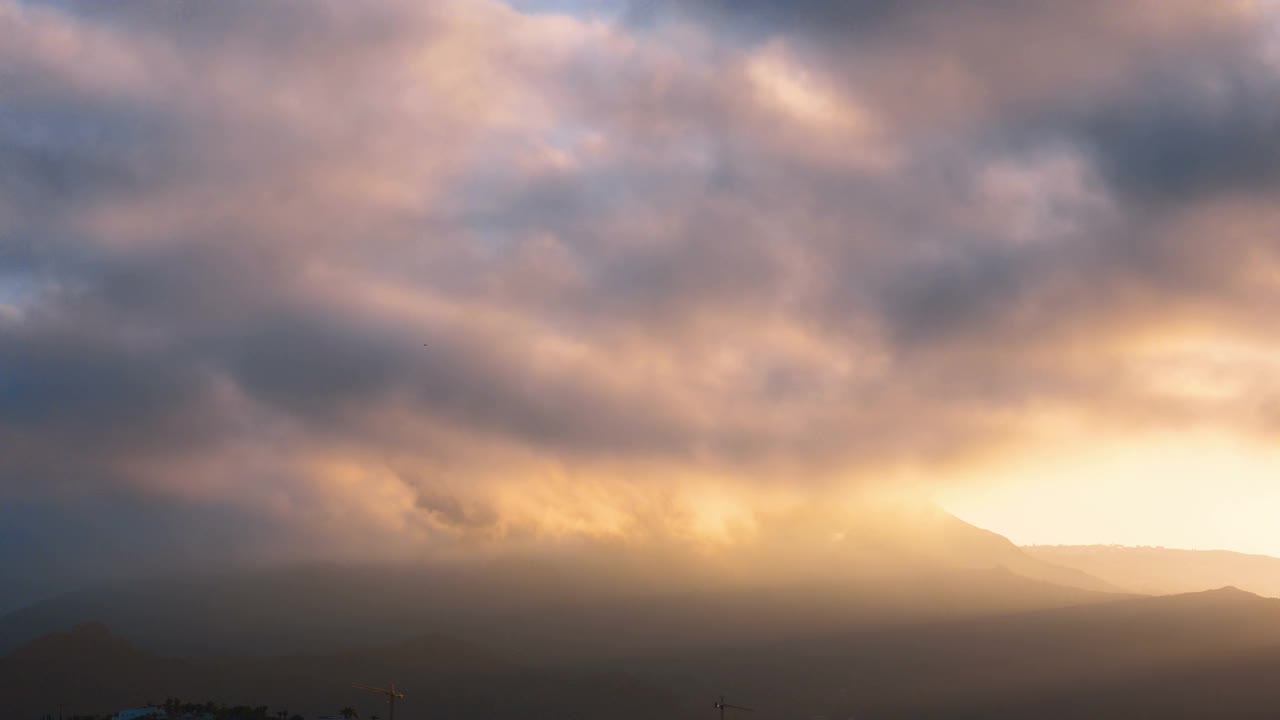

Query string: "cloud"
[1082, 66, 1280, 204]
[1, 0, 1279, 591]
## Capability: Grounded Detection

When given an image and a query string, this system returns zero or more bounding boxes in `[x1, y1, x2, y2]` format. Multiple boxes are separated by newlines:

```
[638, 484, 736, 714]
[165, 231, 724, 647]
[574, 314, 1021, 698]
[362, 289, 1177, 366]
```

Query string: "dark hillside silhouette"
[0, 623, 673, 720]
[13, 588, 1280, 718]
[0, 506, 1119, 661]
[629, 587, 1280, 718]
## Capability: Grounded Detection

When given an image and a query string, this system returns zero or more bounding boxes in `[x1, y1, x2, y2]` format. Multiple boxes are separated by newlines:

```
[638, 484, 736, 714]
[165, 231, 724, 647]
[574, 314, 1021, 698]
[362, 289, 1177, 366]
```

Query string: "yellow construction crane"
[352, 682, 405, 720]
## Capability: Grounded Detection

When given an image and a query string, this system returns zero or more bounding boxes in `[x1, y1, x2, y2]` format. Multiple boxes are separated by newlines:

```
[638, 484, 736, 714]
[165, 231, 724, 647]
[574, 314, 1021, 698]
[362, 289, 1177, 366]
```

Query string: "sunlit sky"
[3, 0, 1280, 601]
[940, 431, 1280, 555]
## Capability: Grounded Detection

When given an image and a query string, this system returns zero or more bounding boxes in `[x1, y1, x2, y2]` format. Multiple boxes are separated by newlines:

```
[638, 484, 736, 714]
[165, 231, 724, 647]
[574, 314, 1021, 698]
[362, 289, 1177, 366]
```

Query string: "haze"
[4, 1, 1280, 718]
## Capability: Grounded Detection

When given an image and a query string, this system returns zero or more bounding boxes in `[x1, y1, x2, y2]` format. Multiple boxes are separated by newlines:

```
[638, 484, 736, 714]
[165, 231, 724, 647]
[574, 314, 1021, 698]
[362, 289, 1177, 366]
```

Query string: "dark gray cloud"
[1083, 67, 1280, 204]
[0, 494, 293, 612]
[627, 0, 917, 39]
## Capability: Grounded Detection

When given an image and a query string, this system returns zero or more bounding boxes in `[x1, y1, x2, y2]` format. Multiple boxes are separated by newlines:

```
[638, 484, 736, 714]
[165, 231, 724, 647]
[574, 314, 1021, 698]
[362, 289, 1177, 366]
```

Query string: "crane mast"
[715, 694, 755, 720]
[352, 682, 404, 720]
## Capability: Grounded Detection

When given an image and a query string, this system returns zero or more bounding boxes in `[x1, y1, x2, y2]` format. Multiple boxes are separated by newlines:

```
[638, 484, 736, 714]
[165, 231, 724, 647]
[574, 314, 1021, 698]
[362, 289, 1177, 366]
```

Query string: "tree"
[340, 709, 360, 720]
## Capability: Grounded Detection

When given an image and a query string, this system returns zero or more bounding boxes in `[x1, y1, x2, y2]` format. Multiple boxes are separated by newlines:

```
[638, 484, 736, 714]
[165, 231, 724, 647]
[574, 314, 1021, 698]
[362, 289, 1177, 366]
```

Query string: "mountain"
[854, 505, 1121, 593]
[0, 563, 1125, 666]
[13, 588, 1280, 719]
[972, 642, 1280, 719]
[0, 623, 188, 719]
[0, 504, 1120, 661]
[630, 586, 1280, 719]
[1025, 544, 1280, 598]
[0, 623, 674, 720]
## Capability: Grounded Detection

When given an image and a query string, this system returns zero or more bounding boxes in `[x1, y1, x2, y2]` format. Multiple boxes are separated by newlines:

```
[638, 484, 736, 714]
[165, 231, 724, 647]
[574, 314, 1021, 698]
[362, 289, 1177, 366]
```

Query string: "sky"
[2, 0, 1280, 604]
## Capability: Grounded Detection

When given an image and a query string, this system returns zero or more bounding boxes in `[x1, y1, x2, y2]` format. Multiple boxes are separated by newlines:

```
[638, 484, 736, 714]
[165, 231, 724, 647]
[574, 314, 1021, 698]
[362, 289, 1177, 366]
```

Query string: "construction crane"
[353, 682, 404, 720]
[715, 694, 754, 720]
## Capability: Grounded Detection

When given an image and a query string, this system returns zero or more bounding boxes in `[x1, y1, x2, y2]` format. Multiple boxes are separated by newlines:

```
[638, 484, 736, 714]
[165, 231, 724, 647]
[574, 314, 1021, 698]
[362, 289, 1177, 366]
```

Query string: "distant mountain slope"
[15, 588, 1280, 719]
[971, 642, 1280, 719]
[636, 586, 1280, 719]
[872, 506, 1121, 593]
[0, 564, 1125, 665]
[0, 623, 191, 718]
[1024, 544, 1280, 598]
[0, 623, 673, 720]
[0, 505, 1120, 660]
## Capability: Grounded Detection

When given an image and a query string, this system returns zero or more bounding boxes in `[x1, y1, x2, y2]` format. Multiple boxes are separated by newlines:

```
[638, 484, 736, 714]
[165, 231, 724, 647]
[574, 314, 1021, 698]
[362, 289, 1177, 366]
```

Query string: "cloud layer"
[2, 0, 1279, 599]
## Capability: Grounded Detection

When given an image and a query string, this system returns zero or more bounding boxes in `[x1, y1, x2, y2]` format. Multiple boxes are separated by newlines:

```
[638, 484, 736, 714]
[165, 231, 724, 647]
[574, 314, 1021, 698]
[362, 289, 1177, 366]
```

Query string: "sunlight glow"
[939, 431, 1280, 555]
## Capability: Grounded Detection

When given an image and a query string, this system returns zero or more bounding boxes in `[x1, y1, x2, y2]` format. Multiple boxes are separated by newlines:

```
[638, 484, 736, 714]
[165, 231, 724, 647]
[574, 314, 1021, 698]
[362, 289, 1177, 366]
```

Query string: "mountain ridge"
[1024, 544, 1280, 598]
[11, 586, 1280, 719]
[0, 505, 1122, 659]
